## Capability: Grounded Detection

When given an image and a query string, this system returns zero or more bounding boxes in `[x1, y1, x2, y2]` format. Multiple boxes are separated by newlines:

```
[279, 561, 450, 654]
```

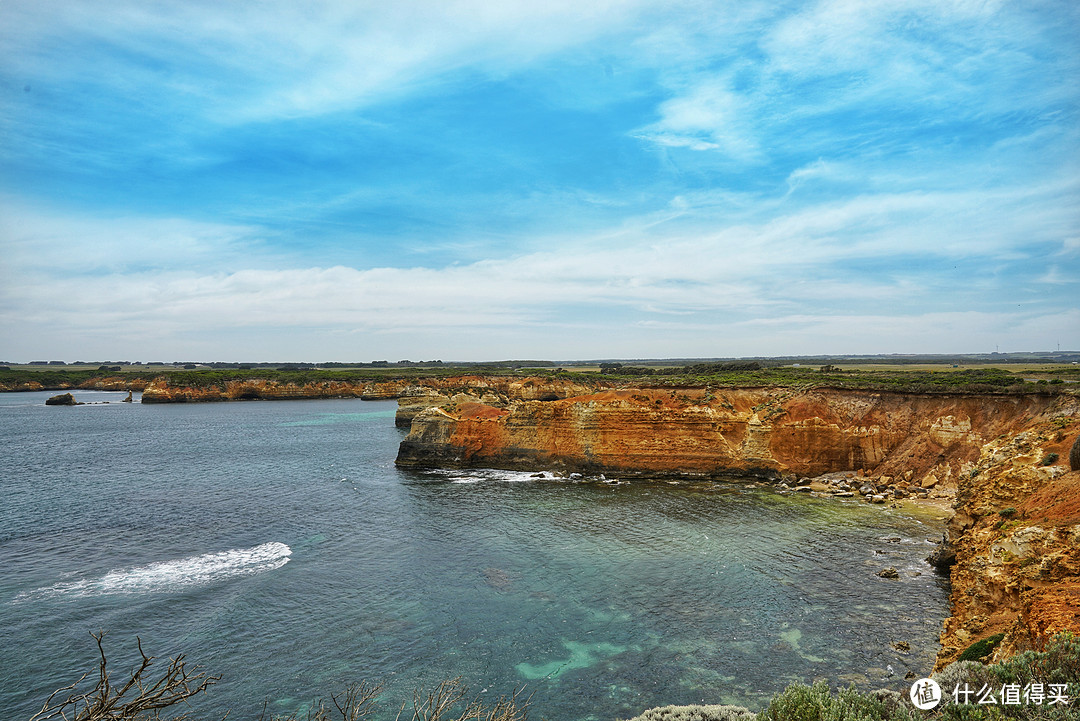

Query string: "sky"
[1, 0, 1077, 363]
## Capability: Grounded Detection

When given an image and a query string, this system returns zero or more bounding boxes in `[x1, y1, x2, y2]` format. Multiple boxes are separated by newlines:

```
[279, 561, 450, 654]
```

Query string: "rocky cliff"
[139, 374, 603, 407]
[394, 385, 1080, 669]
[0, 375, 152, 393]
[935, 413, 1080, 670]
[140, 377, 409, 402]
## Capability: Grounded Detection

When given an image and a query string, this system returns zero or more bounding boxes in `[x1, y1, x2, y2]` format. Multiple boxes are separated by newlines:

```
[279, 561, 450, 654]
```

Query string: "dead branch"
[30, 631, 220, 721]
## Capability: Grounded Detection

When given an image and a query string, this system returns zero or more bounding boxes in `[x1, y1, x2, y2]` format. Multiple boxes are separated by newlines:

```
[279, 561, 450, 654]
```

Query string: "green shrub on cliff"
[958, 633, 1007, 662]
[757, 681, 917, 721]
[623, 704, 757, 721]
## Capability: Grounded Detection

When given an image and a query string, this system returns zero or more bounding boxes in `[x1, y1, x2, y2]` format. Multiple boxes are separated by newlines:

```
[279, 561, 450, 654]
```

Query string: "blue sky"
[1, 0, 1077, 362]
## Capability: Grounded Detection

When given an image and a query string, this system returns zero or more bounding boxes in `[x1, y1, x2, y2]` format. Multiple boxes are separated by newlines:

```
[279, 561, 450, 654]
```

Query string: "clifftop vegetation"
[582, 363, 1079, 395]
[2, 359, 1077, 396]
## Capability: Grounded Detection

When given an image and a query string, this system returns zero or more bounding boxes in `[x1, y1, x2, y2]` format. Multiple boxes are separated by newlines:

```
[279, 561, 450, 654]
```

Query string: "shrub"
[957, 633, 1007, 662]
[1040, 453, 1058, 466]
[624, 704, 757, 721]
[757, 681, 917, 721]
[931, 634, 1080, 719]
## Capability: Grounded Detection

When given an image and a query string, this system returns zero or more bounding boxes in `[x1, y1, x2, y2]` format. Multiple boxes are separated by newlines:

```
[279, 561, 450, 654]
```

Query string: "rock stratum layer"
[138, 375, 601, 409]
[394, 385, 1080, 670]
[0, 376, 152, 393]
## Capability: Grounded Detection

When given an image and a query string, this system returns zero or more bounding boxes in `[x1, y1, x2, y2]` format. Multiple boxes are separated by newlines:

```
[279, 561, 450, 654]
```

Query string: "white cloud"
[633, 78, 761, 160]
[5, 168, 1076, 361]
[0, 200, 268, 275]
[0, 0, 656, 124]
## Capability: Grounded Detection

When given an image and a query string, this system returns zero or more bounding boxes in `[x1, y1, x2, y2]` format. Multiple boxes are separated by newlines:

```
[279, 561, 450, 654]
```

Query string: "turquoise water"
[0, 391, 949, 720]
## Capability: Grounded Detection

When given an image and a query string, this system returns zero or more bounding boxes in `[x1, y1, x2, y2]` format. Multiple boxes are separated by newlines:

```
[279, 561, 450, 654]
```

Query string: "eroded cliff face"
[395, 386, 1080, 668]
[0, 376, 151, 393]
[392, 376, 604, 426]
[140, 374, 604, 406]
[397, 387, 1062, 481]
[140, 377, 409, 402]
[935, 411, 1080, 670]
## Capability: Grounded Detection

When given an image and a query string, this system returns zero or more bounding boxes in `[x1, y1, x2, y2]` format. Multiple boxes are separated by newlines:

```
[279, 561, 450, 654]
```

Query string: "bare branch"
[29, 632, 220, 721]
[330, 681, 383, 720]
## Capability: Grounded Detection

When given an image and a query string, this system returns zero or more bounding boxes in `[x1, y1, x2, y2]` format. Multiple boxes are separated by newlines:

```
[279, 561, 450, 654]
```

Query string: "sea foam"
[15, 542, 291, 601]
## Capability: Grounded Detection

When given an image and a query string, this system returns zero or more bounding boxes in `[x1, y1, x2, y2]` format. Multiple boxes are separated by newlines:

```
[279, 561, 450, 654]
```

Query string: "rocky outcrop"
[934, 407, 1080, 669]
[45, 392, 81, 406]
[396, 387, 1063, 482]
[395, 385, 1080, 668]
[77, 376, 151, 392]
[392, 377, 601, 426]
[0, 376, 151, 393]
[140, 377, 403, 403]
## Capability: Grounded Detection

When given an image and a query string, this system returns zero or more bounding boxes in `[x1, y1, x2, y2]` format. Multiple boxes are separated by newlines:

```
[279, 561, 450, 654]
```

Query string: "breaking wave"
[14, 542, 291, 601]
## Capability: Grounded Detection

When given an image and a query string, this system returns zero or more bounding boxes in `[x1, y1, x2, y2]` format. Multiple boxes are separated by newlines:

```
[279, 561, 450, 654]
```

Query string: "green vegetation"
[580, 364, 1069, 396]
[3, 355, 1076, 397]
[757, 681, 914, 721]
[0, 365, 527, 392]
[625, 705, 756, 721]
[958, 633, 1007, 663]
[35, 634, 1080, 720]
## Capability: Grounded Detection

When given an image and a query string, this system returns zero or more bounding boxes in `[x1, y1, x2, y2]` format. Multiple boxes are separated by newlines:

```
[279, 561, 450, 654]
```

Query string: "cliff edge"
[395, 385, 1080, 669]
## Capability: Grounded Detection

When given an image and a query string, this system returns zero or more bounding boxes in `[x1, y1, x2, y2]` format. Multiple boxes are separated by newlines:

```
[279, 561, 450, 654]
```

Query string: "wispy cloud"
[0, 0, 1076, 360]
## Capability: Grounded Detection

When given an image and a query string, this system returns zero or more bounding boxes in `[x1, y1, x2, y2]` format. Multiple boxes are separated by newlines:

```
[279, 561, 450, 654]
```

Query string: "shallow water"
[0, 391, 948, 720]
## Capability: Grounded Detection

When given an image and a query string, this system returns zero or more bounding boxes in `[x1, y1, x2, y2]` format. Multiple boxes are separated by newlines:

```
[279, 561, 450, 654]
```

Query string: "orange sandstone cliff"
[394, 386, 1080, 669]
[139, 374, 603, 412]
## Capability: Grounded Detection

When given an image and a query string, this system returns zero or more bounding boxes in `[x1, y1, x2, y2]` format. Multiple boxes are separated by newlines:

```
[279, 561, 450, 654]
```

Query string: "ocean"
[0, 390, 949, 720]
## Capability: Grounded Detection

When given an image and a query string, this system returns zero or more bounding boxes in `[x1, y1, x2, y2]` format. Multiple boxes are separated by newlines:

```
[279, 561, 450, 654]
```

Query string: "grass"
[3, 361, 1077, 397]
[559, 364, 1076, 395]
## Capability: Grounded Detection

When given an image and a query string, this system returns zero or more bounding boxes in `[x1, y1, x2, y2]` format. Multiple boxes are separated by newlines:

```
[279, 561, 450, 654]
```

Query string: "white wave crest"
[15, 542, 291, 601]
[425, 468, 554, 483]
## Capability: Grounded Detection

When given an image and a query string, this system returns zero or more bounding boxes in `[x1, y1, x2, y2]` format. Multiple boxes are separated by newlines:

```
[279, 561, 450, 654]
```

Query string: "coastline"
[392, 383, 1080, 672]
[20, 373, 1080, 687]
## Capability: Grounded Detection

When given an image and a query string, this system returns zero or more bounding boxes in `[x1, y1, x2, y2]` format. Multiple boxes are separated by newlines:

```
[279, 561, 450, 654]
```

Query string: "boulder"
[927, 534, 957, 570]
[45, 393, 81, 406]
[877, 567, 900, 579]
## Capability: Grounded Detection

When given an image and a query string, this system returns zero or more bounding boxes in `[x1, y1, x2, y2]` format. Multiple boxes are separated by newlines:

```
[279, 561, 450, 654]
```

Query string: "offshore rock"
[45, 392, 81, 406]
